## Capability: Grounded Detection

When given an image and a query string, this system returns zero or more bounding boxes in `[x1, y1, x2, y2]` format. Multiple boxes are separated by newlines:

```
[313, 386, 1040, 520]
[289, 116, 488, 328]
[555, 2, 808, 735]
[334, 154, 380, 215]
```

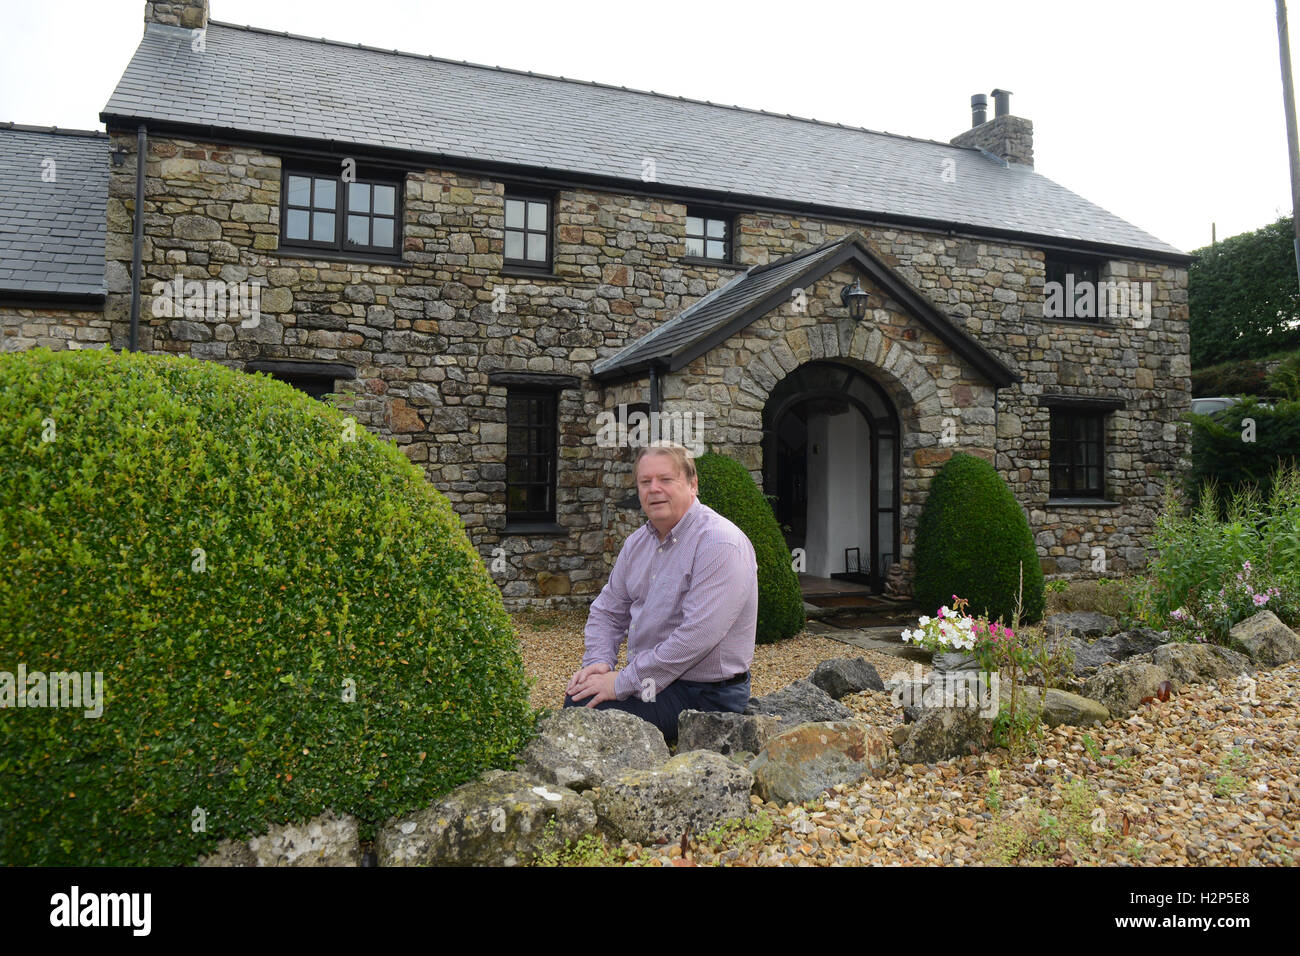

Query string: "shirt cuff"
[613, 667, 638, 701]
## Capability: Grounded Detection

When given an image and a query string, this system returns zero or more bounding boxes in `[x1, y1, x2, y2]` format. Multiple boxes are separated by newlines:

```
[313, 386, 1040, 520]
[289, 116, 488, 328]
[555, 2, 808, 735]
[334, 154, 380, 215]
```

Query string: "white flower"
[901, 629, 914, 643]
[918, 615, 931, 627]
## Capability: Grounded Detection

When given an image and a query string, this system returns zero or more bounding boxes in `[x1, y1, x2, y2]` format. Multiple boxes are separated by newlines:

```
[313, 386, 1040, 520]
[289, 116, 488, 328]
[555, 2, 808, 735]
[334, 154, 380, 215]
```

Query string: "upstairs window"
[1043, 254, 1104, 323]
[685, 208, 731, 262]
[504, 192, 552, 271]
[281, 169, 401, 258]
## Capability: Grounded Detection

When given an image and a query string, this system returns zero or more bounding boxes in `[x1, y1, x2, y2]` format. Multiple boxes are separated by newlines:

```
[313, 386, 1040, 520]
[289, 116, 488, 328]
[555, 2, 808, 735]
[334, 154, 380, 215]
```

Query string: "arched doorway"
[762, 360, 901, 592]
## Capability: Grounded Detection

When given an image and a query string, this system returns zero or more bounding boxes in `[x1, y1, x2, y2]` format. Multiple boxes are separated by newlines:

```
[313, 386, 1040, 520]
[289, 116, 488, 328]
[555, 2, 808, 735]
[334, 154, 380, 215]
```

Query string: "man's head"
[634, 441, 698, 536]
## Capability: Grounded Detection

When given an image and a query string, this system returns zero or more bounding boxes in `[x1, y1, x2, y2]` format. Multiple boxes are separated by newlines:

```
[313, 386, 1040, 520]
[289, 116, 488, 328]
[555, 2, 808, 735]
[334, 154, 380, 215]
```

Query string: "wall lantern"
[111, 145, 130, 167]
[840, 279, 870, 320]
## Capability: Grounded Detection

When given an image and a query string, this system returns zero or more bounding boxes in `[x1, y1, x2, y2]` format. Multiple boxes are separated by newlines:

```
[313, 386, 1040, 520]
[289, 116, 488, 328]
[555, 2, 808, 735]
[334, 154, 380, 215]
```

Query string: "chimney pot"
[991, 88, 1013, 118]
[970, 94, 988, 128]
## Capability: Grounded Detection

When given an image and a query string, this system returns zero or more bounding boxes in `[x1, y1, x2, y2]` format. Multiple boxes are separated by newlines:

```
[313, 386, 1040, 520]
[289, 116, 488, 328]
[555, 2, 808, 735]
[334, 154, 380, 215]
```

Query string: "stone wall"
[1, 307, 110, 352]
[86, 129, 1188, 606]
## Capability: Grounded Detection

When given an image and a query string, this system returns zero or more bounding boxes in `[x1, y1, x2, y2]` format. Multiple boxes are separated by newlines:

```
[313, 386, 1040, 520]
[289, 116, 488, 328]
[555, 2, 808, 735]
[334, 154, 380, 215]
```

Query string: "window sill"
[501, 267, 561, 280]
[1045, 498, 1121, 509]
[681, 256, 747, 271]
[1038, 317, 1113, 329]
[502, 521, 568, 535]
[276, 246, 410, 268]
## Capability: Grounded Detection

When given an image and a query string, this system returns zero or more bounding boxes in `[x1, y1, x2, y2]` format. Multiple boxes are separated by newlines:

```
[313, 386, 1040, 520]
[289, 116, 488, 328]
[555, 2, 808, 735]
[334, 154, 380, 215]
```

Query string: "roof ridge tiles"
[0, 122, 108, 138]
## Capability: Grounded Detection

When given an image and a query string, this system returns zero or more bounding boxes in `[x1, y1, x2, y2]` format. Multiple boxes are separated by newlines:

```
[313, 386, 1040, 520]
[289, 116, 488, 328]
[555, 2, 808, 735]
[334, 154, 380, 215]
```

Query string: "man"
[564, 440, 758, 742]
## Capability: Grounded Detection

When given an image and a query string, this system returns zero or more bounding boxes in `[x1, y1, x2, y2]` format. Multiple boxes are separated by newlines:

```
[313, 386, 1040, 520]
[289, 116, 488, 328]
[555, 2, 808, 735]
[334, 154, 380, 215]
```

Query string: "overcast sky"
[1, 0, 1294, 254]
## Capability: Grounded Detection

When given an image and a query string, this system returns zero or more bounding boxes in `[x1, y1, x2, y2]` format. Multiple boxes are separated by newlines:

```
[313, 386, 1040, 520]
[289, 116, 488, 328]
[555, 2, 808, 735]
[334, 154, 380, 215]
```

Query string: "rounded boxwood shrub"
[914, 452, 1045, 625]
[694, 452, 803, 643]
[0, 348, 538, 865]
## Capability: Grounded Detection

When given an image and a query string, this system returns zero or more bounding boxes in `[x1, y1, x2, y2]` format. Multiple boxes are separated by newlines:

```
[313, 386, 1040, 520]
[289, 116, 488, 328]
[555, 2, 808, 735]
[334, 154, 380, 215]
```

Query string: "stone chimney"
[950, 89, 1034, 168]
[144, 1, 209, 29]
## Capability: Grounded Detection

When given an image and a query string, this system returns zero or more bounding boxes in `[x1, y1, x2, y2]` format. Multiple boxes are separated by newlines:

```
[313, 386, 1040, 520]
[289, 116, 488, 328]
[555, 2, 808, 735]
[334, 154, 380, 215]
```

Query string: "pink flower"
[1254, 593, 1269, 606]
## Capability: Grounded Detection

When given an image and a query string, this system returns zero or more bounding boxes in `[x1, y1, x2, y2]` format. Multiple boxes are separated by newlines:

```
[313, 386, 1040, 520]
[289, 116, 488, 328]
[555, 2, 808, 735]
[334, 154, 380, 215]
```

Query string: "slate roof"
[102, 21, 1186, 260]
[0, 125, 108, 300]
[592, 231, 1020, 386]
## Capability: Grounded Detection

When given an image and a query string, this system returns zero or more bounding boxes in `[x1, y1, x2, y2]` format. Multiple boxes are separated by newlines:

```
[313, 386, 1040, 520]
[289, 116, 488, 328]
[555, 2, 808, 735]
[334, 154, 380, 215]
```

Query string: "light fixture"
[840, 279, 869, 320]
[111, 145, 129, 167]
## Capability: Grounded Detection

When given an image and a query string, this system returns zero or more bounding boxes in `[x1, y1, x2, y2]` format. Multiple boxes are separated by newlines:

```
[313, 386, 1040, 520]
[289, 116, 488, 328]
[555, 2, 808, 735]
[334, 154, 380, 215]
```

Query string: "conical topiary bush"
[694, 452, 804, 643]
[913, 452, 1045, 624]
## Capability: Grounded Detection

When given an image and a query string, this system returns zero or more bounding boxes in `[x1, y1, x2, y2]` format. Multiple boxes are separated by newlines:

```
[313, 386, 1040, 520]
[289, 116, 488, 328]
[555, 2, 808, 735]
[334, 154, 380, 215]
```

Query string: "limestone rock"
[749, 721, 890, 805]
[1014, 685, 1110, 727]
[1044, 611, 1119, 641]
[1152, 642, 1253, 690]
[591, 750, 753, 844]
[375, 770, 596, 867]
[197, 810, 361, 867]
[676, 709, 783, 757]
[1229, 611, 1300, 667]
[1081, 661, 1171, 717]
[896, 706, 992, 763]
[745, 679, 853, 724]
[516, 708, 670, 792]
[809, 657, 885, 698]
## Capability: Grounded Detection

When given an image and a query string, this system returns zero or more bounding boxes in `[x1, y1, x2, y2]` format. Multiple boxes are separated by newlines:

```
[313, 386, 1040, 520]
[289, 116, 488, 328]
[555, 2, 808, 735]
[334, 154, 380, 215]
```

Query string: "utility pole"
[1278, 0, 1300, 288]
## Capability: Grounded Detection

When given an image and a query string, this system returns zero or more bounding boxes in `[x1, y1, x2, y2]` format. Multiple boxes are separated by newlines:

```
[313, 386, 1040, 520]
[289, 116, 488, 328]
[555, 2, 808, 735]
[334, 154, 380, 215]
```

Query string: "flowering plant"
[1167, 560, 1291, 643]
[901, 594, 1016, 657]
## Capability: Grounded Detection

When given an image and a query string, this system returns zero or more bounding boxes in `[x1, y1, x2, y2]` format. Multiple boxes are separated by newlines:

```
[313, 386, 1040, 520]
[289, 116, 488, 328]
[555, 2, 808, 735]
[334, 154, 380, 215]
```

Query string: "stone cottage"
[8, 0, 1193, 608]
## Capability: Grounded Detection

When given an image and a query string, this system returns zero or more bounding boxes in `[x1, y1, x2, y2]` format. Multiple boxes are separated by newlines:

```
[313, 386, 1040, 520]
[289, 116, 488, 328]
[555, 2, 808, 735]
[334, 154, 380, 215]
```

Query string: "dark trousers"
[563, 675, 750, 743]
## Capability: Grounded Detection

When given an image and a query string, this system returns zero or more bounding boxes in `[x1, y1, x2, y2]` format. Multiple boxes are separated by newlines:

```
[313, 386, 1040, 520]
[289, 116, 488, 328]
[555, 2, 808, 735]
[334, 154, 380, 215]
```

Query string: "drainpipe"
[648, 362, 662, 414]
[128, 124, 147, 353]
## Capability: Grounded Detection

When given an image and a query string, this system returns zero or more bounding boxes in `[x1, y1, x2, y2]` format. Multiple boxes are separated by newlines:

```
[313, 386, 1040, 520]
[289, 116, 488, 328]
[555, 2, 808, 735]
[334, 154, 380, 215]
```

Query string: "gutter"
[128, 124, 146, 352]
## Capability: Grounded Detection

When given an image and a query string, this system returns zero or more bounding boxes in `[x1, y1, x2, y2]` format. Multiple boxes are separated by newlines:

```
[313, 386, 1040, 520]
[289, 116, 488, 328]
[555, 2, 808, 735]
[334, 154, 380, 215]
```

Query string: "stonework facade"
[85, 127, 1191, 608]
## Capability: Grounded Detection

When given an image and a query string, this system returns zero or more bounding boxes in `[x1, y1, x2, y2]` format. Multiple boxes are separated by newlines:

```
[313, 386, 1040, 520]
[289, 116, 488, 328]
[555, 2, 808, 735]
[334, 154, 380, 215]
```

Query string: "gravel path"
[511, 609, 1300, 867]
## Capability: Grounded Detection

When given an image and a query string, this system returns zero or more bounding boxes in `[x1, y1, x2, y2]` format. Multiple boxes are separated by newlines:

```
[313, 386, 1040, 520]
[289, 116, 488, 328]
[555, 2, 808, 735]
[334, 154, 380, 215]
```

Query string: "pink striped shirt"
[583, 498, 758, 700]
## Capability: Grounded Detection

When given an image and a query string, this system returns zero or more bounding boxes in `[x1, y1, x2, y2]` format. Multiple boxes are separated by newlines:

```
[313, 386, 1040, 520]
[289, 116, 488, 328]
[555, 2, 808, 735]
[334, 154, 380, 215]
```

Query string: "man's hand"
[566, 661, 610, 697]
[568, 669, 620, 707]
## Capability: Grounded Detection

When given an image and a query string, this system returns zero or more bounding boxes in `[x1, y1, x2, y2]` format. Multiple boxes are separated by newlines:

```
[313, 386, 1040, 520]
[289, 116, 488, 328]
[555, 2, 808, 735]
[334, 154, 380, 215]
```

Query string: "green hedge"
[914, 453, 1045, 625]
[694, 453, 803, 644]
[1186, 397, 1300, 506]
[0, 348, 538, 865]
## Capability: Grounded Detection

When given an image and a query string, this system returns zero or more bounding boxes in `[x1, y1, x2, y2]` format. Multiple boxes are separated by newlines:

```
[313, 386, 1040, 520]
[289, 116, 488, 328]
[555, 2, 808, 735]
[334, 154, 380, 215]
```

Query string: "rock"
[591, 750, 753, 844]
[197, 811, 360, 867]
[1152, 642, 1254, 690]
[1081, 661, 1172, 717]
[516, 708, 670, 792]
[749, 721, 890, 805]
[1014, 685, 1110, 727]
[890, 724, 911, 747]
[677, 709, 783, 757]
[809, 657, 885, 698]
[745, 679, 853, 724]
[803, 601, 830, 621]
[1062, 627, 1168, 675]
[932, 651, 979, 672]
[896, 706, 992, 763]
[1229, 611, 1300, 667]
[1044, 611, 1119, 641]
[375, 770, 596, 867]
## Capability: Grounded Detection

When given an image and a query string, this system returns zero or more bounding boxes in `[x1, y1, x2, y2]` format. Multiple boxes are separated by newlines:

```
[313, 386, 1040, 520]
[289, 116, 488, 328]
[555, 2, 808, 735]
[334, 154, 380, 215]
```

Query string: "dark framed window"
[1050, 409, 1105, 497]
[245, 360, 355, 402]
[506, 389, 557, 521]
[1043, 254, 1104, 322]
[685, 208, 731, 261]
[504, 192, 552, 270]
[281, 169, 401, 258]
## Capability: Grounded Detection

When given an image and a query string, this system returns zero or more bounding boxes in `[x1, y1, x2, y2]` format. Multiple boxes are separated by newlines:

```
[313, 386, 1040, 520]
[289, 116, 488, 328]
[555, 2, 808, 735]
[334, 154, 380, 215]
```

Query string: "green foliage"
[1189, 215, 1300, 367]
[1191, 351, 1294, 399]
[1186, 397, 1300, 504]
[914, 453, 1045, 625]
[977, 775, 1113, 866]
[0, 348, 539, 865]
[694, 452, 803, 644]
[1269, 351, 1300, 402]
[1134, 468, 1300, 642]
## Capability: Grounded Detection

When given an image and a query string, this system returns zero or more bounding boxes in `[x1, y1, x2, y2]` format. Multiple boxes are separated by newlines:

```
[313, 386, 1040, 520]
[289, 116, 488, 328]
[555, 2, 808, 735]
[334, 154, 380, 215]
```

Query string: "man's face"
[636, 451, 698, 532]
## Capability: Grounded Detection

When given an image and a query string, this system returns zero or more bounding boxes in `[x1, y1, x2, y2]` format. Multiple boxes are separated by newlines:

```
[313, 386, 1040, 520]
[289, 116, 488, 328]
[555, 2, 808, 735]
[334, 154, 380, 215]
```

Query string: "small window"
[504, 192, 552, 270]
[282, 169, 401, 258]
[685, 208, 731, 261]
[1043, 254, 1104, 322]
[506, 390, 557, 521]
[1050, 409, 1105, 497]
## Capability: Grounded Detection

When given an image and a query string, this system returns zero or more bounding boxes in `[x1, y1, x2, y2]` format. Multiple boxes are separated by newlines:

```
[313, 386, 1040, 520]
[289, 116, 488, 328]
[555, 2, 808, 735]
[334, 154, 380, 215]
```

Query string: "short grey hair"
[633, 440, 697, 482]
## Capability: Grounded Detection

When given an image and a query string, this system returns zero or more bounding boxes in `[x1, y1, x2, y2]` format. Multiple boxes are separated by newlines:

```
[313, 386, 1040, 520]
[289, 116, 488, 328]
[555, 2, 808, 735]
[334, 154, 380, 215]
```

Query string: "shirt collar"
[644, 496, 701, 545]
